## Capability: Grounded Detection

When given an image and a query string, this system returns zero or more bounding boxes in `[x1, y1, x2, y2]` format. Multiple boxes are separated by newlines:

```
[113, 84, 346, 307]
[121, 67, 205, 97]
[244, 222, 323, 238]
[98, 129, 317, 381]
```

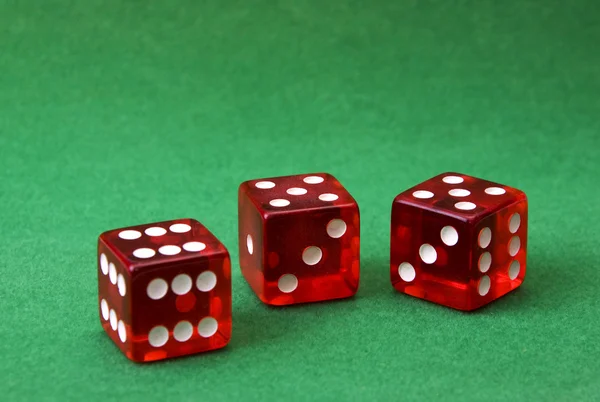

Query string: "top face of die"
[239, 173, 357, 214]
[99, 218, 227, 272]
[395, 172, 527, 222]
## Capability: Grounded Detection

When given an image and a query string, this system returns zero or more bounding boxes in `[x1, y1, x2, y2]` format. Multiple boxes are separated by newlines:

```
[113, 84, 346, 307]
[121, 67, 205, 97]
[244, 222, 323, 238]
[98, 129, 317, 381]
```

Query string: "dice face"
[97, 218, 231, 362]
[390, 173, 528, 311]
[238, 173, 360, 306]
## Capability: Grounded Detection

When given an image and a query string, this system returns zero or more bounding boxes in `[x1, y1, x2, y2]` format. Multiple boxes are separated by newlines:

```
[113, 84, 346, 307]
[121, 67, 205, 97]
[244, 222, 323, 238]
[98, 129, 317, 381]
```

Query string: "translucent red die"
[97, 218, 231, 362]
[238, 173, 360, 306]
[390, 173, 528, 311]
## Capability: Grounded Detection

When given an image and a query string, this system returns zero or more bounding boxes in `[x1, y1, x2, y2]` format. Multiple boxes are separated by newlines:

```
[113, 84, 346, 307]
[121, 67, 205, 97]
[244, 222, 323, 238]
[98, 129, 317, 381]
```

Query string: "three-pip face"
[238, 173, 360, 306]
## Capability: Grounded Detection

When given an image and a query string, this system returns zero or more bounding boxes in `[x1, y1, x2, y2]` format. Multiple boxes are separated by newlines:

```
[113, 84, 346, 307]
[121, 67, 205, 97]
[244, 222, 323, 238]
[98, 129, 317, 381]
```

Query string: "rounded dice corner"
[123, 351, 147, 364]
[257, 295, 289, 307]
[97, 231, 116, 246]
[238, 180, 251, 193]
[183, 217, 201, 225]
[514, 189, 528, 203]
[448, 304, 481, 313]
[391, 193, 409, 206]
[316, 171, 339, 182]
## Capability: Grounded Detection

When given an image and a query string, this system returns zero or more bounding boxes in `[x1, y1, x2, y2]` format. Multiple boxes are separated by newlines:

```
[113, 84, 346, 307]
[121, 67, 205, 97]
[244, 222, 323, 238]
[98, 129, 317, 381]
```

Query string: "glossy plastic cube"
[238, 173, 360, 306]
[390, 172, 527, 311]
[97, 218, 231, 362]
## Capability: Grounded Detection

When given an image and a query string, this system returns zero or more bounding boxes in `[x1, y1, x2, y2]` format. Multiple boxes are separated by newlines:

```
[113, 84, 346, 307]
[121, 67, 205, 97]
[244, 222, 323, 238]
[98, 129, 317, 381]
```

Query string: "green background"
[1, 0, 599, 400]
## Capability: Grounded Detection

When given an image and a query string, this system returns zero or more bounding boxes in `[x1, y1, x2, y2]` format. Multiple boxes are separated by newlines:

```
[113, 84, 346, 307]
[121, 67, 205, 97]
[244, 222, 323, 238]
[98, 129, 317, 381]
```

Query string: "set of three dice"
[98, 172, 527, 362]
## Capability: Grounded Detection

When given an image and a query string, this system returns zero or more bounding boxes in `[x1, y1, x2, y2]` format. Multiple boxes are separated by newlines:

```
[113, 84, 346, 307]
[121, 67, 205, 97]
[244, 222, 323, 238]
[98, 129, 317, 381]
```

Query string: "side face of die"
[390, 173, 528, 311]
[238, 173, 360, 306]
[98, 243, 131, 356]
[98, 218, 232, 362]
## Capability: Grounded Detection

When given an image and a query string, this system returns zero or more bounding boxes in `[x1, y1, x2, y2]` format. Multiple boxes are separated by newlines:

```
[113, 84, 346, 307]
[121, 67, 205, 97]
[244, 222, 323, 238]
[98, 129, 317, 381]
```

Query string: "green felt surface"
[1, 0, 599, 401]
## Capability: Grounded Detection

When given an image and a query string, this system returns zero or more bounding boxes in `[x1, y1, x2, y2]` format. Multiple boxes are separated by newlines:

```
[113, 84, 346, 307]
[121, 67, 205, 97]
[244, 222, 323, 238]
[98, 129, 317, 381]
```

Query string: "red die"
[390, 173, 528, 311]
[97, 218, 231, 362]
[238, 173, 360, 306]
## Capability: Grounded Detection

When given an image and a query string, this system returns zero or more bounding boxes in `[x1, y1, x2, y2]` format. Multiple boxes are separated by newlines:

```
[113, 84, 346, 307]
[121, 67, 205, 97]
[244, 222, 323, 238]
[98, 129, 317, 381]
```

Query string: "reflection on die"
[390, 173, 528, 311]
[238, 173, 360, 306]
[97, 218, 231, 362]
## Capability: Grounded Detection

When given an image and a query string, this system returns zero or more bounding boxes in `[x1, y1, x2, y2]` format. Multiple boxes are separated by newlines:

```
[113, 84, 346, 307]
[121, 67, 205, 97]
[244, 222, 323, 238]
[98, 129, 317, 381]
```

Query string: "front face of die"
[391, 204, 473, 309]
[98, 219, 232, 362]
[238, 173, 360, 306]
[390, 173, 528, 311]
